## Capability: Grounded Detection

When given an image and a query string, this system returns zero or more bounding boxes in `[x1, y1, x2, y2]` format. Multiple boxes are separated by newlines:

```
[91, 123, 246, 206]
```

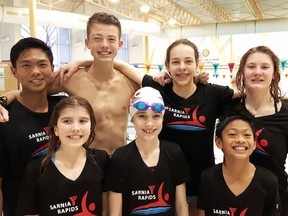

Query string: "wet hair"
[215, 115, 255, 140]
[165, 38, 199, 68]
[236, 46, 281, 102]
[10, 37, 53, 68]
[86, 12, 122, 39]
[41, 96, 96, 172]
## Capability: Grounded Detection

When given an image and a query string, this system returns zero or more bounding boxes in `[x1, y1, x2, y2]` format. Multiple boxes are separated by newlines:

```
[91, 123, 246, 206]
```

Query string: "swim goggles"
[130, 101, 166, 112]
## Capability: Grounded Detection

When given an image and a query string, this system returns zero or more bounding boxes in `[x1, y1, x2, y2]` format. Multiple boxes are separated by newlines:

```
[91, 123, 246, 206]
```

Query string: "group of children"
[13, 89, 283, 215]
[0, 11, 287, 216]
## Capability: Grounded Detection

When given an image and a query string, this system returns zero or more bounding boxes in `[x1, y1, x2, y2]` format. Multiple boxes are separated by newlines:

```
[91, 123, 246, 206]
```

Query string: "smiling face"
[166, 43, 198, 89]
[12, 48, 53, 93]
[243, 52, 274, 93]
[54, 106, 91, 148]
[132, 109, 163, 142]
[216, 119, 256, 161]
[85, 23, 123, 63]
[236, 46, 281, 100]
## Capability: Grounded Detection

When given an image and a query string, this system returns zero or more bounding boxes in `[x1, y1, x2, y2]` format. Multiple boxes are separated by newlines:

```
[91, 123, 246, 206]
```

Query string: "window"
[21, 25, 71, 70]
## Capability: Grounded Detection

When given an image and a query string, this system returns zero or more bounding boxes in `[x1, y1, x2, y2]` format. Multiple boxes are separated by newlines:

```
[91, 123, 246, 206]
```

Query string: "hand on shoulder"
[194, 72, 209, 84]
[56, 60, 93, 85]
[0, 105, 9, 122]
[152, 70, 172, 86]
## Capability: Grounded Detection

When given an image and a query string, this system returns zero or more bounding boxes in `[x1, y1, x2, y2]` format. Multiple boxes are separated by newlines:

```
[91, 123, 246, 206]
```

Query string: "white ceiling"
[1, 0, 288, 27]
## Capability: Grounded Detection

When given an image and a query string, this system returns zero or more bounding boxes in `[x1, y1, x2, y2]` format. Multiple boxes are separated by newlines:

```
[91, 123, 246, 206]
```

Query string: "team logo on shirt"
[49, 191, 97, 215]
[254, 128, 269, 156]
[212, 207, 248, 216]
[28, 127, 50, 143]
[29, 127, 50, 158]
[130, 182, 172, 215]
[166, 106, 207, 131]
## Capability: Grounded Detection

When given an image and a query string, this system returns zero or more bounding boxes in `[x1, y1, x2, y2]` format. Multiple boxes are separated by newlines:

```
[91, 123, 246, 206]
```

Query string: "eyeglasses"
[131, 101, 166, 112]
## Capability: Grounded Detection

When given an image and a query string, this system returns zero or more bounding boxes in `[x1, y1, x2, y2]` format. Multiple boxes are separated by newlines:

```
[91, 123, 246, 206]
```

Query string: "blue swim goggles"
[131, 101, 166, 112]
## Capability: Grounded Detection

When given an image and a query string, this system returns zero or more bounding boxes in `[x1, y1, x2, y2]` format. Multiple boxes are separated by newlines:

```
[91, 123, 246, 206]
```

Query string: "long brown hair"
[236, 46, 281, 101]
[41, 96, 96, 173]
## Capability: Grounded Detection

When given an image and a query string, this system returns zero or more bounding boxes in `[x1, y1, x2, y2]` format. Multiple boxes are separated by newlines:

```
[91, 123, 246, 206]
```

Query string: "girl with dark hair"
[17, 96, 109, 216]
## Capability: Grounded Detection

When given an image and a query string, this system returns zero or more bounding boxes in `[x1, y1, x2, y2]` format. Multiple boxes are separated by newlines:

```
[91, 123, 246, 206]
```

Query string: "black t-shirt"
[224, 98, 288, 216]
[17, 148, 109, 216]
[107, 140, 190, 216]
[143, 75, 234, 195]
[0, 96, 63, 216]
[197, 164, 280, 216]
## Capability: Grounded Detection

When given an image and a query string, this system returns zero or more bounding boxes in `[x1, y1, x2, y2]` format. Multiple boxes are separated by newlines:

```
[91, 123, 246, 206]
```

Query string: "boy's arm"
[0, 90, 21, 122]
[152, 71, 172, 86]
[47, 71, 68, 95]
[108, 191, 122, 216]
[57, 60, 93, 84]
[102, 192, 108, 216]
[175, 183, 189, 216]
[55, 59, 211, 88]
[0, 76, 68, 123]
[198, 210, 206, 216]
[0, 105, 8, 122]
[194, 72, 209, 84]
[114, 60, 145, 85]
[1, 90, 21, 105]
[56, 59, 146, 86]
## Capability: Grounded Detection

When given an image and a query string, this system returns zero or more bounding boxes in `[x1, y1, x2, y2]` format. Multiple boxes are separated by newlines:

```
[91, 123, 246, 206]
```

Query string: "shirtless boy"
[54, 12, 139, 154]
[0, 12, 139, 155]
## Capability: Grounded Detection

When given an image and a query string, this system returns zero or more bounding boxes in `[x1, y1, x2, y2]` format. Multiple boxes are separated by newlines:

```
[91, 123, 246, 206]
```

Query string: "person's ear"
[252, 140, 256, 151]
[215, 137, 223, 150]
[54, 126, 59, 137]
[10, 66, 18, 79]
[130, 116, 135, 124]
[118, 40, 123, 50]
[165, 63, 170, 73]
[85, 38, 90, 49]
[195, 60, 199, 69]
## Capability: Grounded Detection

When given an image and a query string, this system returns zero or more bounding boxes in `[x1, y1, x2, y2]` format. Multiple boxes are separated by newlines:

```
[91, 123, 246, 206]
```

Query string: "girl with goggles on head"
[108, 86, 190, 216]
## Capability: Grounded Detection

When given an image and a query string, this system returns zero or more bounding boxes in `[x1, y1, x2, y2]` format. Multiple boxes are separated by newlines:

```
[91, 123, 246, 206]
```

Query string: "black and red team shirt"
[17, 148, 109, 216]
[0, 96, 63, 216]
[107, 140, 190, 216]
[143, 75, 234, 195]
[197, 164, 280, 216]
[225, 98, 288, 216]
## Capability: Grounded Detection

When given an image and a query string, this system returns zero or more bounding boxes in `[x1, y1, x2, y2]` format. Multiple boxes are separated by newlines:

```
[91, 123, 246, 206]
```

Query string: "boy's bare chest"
[66, 77, 133, 114]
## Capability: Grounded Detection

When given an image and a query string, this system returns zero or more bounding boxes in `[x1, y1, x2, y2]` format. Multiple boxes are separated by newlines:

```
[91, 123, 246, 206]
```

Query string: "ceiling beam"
[134, 0, 204, 26]
[51, 0, 66, 6]
[37, 0, 143, 20]
[82, 0, 143, 20]
[191, 0, 234, 23]
[38, 0, 204, 26]
[36, 0, 207, 26]
[243, 0, 265, 20]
